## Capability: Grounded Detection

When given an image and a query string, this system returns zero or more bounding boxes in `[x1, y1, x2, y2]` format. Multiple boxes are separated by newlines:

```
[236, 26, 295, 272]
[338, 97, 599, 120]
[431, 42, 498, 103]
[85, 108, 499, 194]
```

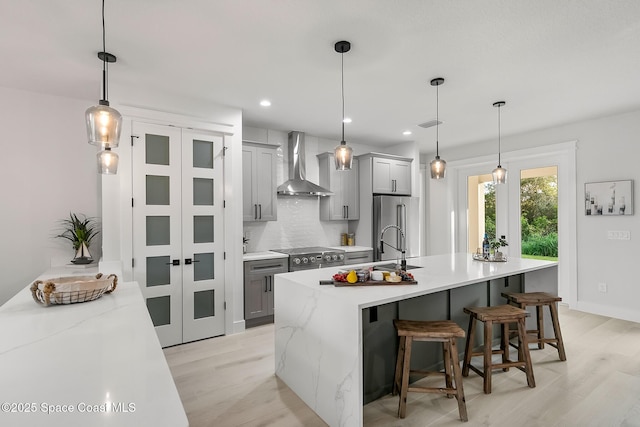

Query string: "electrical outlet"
[608, 230, 631, 240]
[598, 282, 607, 293]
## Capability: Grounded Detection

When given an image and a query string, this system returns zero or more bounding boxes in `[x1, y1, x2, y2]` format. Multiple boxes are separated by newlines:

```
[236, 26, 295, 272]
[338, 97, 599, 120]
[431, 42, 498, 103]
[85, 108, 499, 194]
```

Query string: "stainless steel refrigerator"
[373, 195, 420, 262]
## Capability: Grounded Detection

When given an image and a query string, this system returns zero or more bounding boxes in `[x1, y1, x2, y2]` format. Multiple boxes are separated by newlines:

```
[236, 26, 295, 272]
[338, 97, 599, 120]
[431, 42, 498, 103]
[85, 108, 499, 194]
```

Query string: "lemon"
[346, 270, 358, 284]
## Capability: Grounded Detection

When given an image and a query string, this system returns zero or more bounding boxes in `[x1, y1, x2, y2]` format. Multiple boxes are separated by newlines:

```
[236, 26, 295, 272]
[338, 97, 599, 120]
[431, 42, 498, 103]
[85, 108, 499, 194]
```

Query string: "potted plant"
[55, 213, 100, 264]
[490, 236, 509, 260]
[243, 236, 249, 254]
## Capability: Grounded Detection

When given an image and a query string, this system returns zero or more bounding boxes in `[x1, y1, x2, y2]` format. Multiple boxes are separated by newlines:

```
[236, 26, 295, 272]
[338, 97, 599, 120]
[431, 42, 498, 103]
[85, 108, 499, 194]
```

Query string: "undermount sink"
[373, 263, 421, 271]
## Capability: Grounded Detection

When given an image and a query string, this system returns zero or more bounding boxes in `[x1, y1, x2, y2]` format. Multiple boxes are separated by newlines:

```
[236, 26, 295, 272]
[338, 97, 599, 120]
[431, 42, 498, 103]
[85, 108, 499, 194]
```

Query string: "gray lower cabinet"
[244, 258, 287, 328]
[344, 249, 373, 265]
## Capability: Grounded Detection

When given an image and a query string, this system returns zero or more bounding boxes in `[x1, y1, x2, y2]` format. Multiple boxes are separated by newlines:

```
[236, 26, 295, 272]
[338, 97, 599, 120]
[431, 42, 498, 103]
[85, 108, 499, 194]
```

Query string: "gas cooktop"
[270, 247, 345, 271]
[270, 246, 341, 255]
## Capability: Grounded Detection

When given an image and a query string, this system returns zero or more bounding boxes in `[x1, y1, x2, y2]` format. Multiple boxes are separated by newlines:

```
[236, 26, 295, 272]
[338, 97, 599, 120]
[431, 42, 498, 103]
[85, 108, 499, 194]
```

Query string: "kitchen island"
[0, 267, 187, 427]
[274, 253, 558, 427]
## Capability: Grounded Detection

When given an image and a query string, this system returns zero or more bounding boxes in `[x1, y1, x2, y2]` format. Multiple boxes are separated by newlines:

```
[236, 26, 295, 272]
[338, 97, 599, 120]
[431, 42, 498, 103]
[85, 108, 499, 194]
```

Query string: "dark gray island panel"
[362, 265, 556, 405]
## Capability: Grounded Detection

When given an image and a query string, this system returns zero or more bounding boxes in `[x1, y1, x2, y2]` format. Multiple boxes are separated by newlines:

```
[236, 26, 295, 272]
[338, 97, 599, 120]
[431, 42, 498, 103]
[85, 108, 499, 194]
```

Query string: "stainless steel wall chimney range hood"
[277, 131, 333, 197]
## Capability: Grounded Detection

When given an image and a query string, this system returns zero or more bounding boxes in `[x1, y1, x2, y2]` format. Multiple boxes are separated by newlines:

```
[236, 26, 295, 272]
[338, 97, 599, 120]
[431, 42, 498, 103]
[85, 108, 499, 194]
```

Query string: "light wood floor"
[164, 306, 640, 426]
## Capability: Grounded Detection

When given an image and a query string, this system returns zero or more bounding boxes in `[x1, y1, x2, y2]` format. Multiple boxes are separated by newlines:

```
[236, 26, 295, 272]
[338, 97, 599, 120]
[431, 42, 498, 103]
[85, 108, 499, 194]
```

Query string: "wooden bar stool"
[393, 319, 468, 422]
[502, 292, 567, 361]
[462, 305, 535, 394]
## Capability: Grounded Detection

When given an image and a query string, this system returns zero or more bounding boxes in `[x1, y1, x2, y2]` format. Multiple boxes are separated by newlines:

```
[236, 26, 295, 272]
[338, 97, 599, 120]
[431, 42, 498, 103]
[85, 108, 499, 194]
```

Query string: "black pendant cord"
[497, 104, 501, 166]
[101, 0, 108, 103]
[340, 50, 345, 144]
[435, 83, 439, 158]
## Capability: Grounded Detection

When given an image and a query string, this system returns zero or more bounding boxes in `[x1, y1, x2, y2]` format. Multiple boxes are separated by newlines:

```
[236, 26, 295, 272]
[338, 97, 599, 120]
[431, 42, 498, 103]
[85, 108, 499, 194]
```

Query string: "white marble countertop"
[243, 251, 289, 261]
[0, 269, 188, 427]
[274, 253, 558, 427]
[328, 245, 373, 253]
[276, 252, 557, 309]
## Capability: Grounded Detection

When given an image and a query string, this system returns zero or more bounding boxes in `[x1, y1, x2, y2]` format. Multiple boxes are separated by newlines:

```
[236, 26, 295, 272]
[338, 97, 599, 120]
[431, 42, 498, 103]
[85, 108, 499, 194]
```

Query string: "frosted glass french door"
[132, 121, 225, 347]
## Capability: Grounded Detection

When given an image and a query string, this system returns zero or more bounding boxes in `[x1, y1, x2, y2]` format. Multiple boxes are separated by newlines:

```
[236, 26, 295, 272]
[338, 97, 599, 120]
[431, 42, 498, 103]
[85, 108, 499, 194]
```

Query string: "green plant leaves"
[55, 213, 100, 250]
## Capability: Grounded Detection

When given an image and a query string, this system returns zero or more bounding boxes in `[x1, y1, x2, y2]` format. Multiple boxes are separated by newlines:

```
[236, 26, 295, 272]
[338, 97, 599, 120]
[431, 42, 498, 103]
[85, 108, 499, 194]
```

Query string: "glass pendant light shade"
[87, 0, 121, 173]
[430, 155, 446, 179]
[492, 165, 507, 184]
[98, 147, 119, 175]
[334, 40, 352, 170]
[86, 101, 122, 148]
[334, 141, 353, 170]
[430, 77, 446, 180]
[492, 101, 507, 184]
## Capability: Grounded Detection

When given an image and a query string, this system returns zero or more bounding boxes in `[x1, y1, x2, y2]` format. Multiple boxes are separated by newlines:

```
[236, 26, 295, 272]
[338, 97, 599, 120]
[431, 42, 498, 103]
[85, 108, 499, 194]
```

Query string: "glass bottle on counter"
[482, 233, 490, 259]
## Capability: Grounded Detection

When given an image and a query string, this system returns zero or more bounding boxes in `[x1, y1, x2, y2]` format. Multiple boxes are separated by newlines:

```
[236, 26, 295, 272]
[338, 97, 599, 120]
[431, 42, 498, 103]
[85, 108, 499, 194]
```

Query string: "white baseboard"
[573, 301, 640, 324]
[230, 319, 246, 335]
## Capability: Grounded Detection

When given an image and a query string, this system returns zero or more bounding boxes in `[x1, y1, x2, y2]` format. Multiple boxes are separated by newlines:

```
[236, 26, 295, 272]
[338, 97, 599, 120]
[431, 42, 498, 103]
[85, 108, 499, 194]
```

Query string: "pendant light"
[86, 0, 121, 174]
[430, 78, 446, 179]
[492, 101, 507, 184]
[334, 40, 353, 170]
[97, 147, 118, 174]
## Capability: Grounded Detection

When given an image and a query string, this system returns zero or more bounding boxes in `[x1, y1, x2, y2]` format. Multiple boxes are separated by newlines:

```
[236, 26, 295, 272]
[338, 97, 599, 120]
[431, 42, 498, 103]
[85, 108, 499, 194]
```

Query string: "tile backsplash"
[243, 197, 349, 251]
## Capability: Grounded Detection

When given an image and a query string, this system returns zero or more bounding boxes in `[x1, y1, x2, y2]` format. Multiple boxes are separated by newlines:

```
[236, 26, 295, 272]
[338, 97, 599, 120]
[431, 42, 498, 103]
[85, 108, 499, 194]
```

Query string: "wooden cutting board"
[331, 280, 417, 287]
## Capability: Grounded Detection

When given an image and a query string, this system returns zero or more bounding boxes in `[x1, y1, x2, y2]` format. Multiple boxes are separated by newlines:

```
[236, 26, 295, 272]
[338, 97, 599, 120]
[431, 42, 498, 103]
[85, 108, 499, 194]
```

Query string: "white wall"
[423, 109, 640, 323]
[0, 86, 99, 305]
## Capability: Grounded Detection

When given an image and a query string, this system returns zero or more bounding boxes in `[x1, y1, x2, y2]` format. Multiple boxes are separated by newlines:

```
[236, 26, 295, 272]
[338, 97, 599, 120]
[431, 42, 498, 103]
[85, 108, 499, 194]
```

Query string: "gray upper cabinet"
[317, 153, 360, 220]
[242, 142, 277, 221]
[370, 156, 412, 195]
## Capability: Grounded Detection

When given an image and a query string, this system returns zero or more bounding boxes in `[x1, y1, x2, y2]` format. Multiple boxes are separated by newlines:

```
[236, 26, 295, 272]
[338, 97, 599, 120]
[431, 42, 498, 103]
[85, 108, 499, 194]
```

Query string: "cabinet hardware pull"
[184, 258, 200, 265]
[253, 264, 284, 271]
[346, 205, 349, 219]
[259, 204, 262, 219]
[254, 204, 258, 220]
[268, 276, 272, 292]
[265, 279, 268, 292]
[166, 259, 180, 266]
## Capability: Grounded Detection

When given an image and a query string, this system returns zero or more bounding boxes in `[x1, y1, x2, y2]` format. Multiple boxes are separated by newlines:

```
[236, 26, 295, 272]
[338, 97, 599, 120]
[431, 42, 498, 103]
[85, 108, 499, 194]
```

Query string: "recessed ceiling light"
[403, 130, 412, 136]
[260, 100, 271, 107]
[342, 117, 352, 123]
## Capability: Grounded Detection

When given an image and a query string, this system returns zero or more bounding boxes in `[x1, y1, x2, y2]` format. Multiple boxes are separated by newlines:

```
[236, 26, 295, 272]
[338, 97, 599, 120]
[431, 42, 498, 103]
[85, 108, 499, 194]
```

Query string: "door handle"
[184, 258, 200, 265]
[166, 259, 180, 266]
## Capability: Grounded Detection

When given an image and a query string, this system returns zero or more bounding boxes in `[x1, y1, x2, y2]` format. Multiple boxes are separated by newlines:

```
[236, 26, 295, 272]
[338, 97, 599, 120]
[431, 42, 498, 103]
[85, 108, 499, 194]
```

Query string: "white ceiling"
[2, 0, 640, 153]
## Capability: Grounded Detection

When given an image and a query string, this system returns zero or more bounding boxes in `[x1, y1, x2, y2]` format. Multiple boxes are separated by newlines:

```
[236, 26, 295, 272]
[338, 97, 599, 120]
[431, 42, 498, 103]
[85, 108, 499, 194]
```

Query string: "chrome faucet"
[379, 224, 407, 271]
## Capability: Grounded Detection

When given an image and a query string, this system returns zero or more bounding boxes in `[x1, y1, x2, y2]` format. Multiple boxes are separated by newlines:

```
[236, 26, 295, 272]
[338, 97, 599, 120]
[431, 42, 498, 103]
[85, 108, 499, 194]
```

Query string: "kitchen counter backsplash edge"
[243, 251, 290, 261]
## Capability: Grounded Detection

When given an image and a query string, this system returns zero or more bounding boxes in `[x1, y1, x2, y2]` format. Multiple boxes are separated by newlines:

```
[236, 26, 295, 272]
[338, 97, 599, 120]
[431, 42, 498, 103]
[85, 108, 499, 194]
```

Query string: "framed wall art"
[584, 180, 633, 216]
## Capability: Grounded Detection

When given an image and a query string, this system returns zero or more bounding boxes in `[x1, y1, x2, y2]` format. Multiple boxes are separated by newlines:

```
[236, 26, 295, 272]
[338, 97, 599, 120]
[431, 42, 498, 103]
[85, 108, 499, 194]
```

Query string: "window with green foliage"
[520, 175, 558, 258]
[481, 173, 558, 259]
